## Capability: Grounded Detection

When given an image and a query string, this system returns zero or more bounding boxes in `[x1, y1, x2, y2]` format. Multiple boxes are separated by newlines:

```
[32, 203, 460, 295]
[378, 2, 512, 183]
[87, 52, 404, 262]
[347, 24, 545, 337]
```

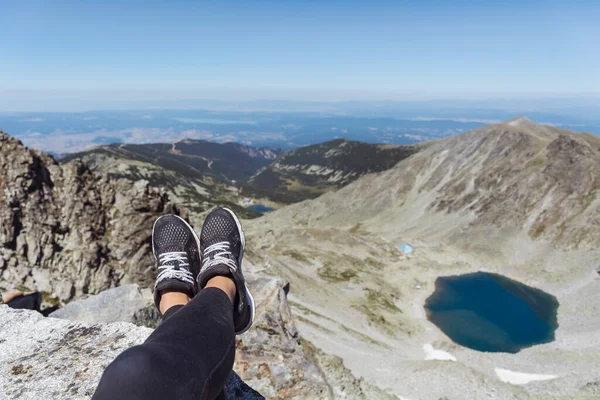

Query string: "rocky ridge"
[0, 131, 182, 303]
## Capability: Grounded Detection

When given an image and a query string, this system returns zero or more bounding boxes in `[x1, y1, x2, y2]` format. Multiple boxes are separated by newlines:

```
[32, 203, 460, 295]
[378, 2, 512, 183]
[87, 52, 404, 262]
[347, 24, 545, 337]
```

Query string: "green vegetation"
[365, 289, 402, 313]
[349, 223, 363, 233]
[63, 141, 279, 185]
[350, 289, 405, 336]
[41, 291, 61, 307]
[60, 141, 276, 220]
[527, 157, 546, 169]
[295, 315, 336, 334]
[529, 223, 546, 239]
[290, 300, 390, 348]
[289, 300, 336, 323]
[317, 263, 357, 282]
[282, 249, 310, 263]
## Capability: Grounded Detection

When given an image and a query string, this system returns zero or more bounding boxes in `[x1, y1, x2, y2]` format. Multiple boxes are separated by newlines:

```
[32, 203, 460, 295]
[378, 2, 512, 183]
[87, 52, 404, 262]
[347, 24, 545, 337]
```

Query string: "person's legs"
[93, 210, 254, 400]
[93, 279, 236, 400]
[6, 292, 42, 312]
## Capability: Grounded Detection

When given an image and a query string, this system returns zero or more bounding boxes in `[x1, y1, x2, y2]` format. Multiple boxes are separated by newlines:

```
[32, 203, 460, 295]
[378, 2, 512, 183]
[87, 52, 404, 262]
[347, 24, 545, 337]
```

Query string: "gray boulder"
[0, 305, 151, 399]
[50, 285, 151, 324]
[0, 306, 263, 399]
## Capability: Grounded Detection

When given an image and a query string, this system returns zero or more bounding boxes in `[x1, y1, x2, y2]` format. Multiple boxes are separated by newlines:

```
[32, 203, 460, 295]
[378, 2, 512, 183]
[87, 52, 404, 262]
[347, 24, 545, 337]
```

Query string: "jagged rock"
[50, 285, 151, 324]
[236, 276, 330, 398]
[0, 131, 183, 303]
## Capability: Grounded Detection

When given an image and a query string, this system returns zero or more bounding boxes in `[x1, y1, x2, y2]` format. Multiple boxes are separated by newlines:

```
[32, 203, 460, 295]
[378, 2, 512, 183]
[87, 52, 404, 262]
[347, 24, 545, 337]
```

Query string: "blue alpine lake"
[424, 272, 559, 353]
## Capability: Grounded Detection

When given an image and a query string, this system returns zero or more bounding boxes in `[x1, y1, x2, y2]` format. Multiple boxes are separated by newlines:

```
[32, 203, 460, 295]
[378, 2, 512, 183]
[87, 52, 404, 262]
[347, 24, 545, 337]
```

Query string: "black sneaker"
[152, 214, 201, 310]
[198, 207, 255, 334]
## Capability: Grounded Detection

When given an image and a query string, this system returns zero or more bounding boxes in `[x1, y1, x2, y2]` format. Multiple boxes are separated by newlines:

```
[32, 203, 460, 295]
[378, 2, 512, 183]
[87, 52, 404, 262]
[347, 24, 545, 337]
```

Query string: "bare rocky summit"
[0, 275, 394, 399]
[0, 131, 182, 303]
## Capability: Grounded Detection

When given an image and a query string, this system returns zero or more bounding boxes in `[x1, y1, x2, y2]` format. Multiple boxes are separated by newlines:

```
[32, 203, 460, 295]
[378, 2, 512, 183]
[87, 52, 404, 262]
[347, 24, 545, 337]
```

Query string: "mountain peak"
[504, 116, 534, 126]
[490, 116, 558, 141]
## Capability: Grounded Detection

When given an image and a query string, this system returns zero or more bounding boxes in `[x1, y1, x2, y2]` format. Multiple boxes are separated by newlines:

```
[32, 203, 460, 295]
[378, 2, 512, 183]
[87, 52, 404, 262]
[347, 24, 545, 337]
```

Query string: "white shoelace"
[201, 241, 237, 275]
[156, 251, 195, 285]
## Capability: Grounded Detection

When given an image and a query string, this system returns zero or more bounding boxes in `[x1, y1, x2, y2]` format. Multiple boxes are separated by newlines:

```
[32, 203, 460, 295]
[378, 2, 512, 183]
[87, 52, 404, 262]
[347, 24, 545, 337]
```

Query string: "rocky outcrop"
[236, 276, 330, 398]
[0, 131, 183, 303]
[0, 305, 263, 399]
[0, 275, 378, 399]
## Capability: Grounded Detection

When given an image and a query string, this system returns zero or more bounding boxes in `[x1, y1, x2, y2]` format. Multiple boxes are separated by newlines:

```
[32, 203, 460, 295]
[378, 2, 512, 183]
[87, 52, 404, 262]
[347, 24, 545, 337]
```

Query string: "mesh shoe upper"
[152, 215, 201, 308]
[198, 207, 254, 334]
[198, 209, 242, 287]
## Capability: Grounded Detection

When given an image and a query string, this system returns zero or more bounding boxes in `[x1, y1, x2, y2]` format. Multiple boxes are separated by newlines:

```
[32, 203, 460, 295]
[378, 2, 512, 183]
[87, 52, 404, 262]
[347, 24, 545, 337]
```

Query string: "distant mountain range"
[61, 140, 282, 218]
[243, 139, 419, 203]
[62, 140, 281, 184]
[0, 110, 521, 154]
[62, 137, 422, 212]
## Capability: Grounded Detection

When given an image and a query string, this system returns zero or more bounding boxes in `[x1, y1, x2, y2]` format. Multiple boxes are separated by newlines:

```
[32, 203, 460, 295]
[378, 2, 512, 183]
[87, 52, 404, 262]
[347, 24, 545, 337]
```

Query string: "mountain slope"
[243, 139, 418, 203]
[243, 117, 600, 399]
[260, 117, 600, 250]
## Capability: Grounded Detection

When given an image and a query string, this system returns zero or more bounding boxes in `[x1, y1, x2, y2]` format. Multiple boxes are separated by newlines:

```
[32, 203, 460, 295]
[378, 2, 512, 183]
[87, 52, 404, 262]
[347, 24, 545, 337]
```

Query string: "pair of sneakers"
[152, 208, 255, 334]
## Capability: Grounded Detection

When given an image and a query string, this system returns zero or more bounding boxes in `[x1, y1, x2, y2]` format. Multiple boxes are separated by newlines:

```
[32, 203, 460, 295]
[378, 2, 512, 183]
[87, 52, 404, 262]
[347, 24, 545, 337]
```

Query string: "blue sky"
[1, 0, 599, 110]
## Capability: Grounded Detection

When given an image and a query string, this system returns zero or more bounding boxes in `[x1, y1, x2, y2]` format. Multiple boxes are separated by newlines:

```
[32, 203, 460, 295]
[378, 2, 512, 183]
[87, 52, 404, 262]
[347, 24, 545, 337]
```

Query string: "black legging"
[93, 287, 235, 400]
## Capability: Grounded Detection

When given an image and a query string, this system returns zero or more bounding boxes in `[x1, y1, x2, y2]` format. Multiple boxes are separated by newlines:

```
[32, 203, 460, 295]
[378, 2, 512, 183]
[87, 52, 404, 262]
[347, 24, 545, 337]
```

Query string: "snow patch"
[495, 368, 557, 385]
[423, 344, 457, 362]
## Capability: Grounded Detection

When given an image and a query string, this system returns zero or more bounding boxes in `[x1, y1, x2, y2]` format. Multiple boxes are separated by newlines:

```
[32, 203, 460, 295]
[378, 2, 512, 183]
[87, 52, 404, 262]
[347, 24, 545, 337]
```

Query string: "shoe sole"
[222, 207, 256, 335]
